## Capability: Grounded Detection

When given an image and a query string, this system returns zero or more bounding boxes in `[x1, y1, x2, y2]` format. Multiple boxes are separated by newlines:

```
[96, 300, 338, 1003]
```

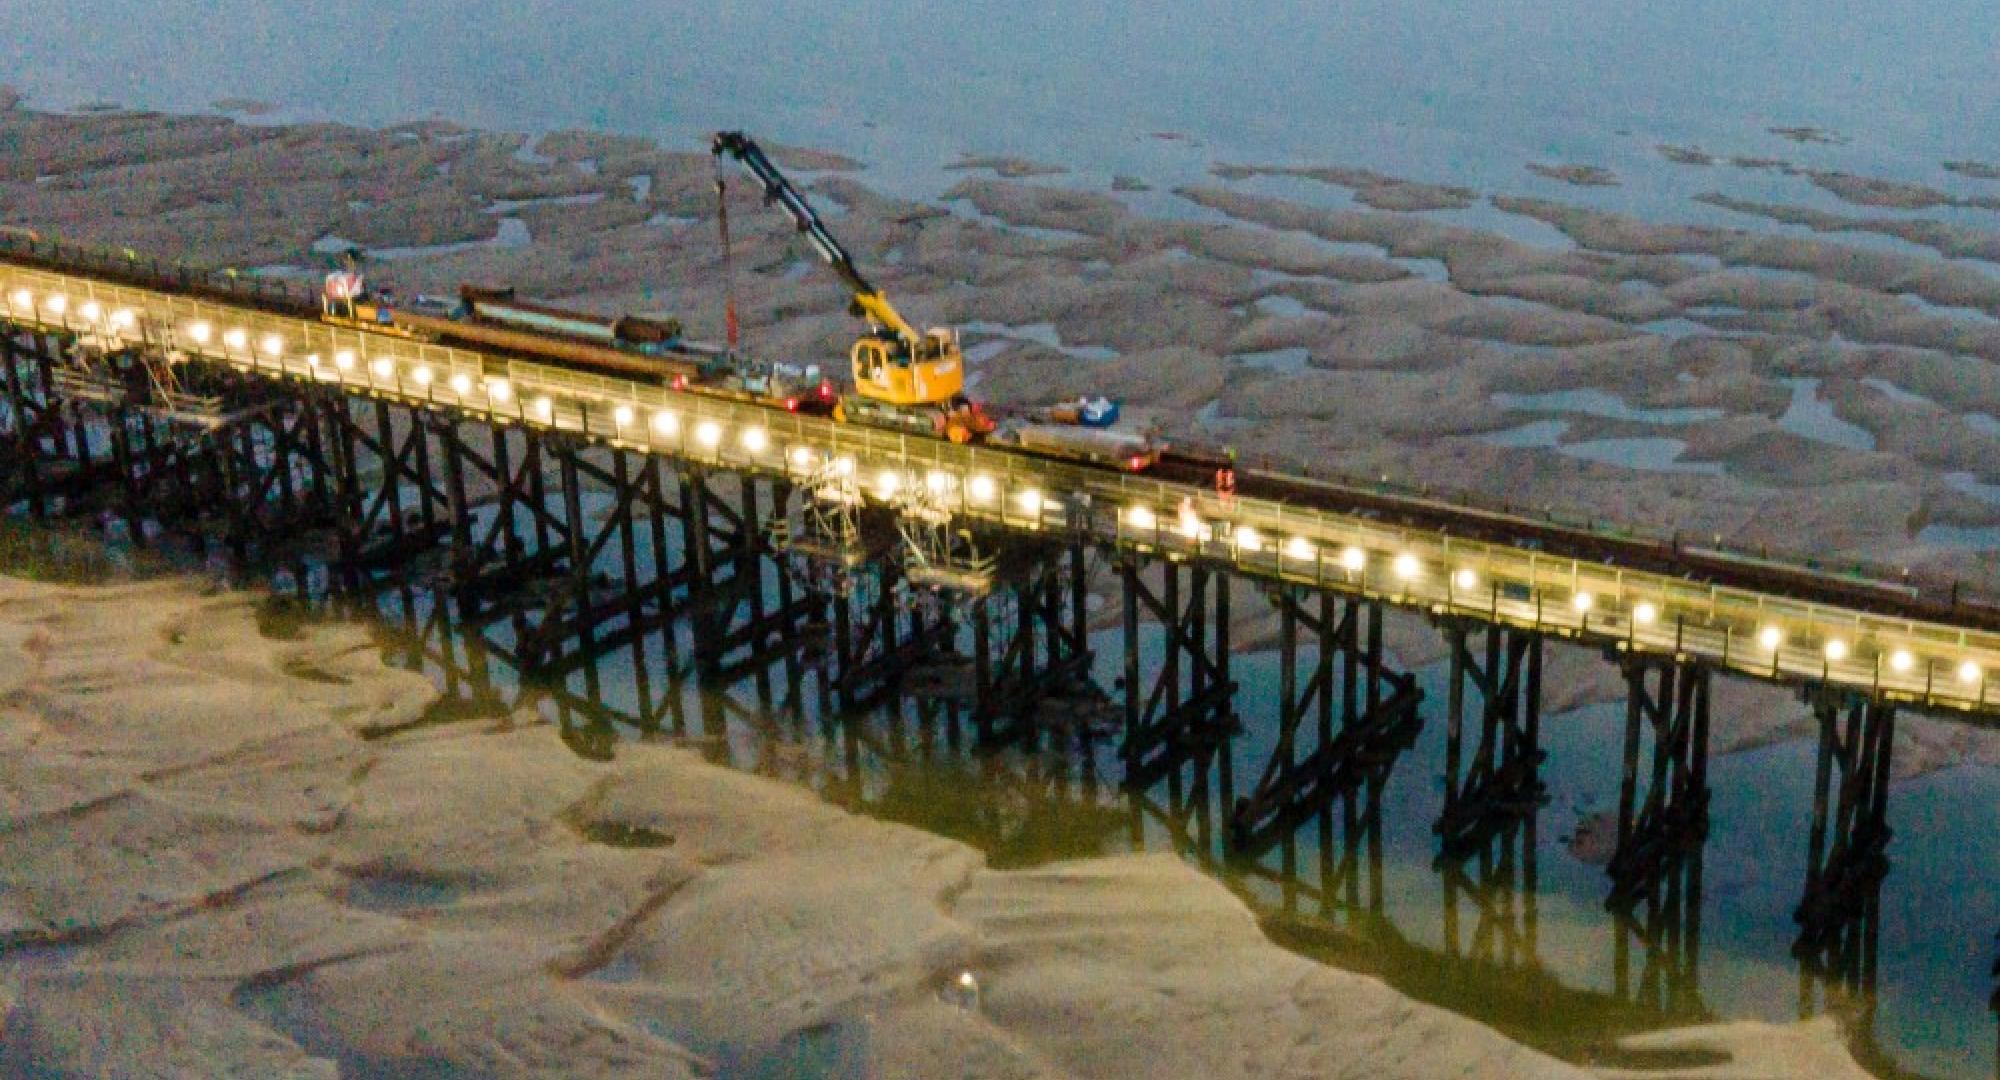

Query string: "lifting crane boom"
[711, 130, 990, 441]
[710, 131, 919, 348]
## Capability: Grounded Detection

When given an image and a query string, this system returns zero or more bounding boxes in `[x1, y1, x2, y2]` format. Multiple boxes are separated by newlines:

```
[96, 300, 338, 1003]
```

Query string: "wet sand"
[0, 573, 1883, 1078]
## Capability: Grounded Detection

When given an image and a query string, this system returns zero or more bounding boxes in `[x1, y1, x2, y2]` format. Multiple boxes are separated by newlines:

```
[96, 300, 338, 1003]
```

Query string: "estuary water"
[3, 0, 1999, 217]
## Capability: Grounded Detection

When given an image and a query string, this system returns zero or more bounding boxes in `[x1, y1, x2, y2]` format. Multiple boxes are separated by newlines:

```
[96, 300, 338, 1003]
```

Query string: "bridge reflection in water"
[4, 285, 1997, 1076]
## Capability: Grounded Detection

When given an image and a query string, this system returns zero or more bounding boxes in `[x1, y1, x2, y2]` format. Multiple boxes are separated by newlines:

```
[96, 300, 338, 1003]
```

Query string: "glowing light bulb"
[1888, 649, 1914, 674]
[968, 475, 996, 502]
[305, 354, 322, 369]
[1234, 526, 1262, 553]
[925, 469, 952, 494]
[8, 289, 30, 309]
[1177, 504, 1203, 540]
[260, 333, 284, 357]
[1824, 639, 1849, 662]
[411, 364, 433, 386]
[370, 358, 395, 379]
[650, 409, 677, 435]
[741, 426, 769, 453]
[1285, 537, 1315, 561]
[1958, 660, 1982, 685]
[1453, 568, 1478, 591]
[487, 377, 511, 401]
[533, 395, 554, 419]
[875, 469, 902, 496]
[1572, 591, 1595, 614]
[43, 294, 66, 315]
[109, 308, 134, 330]
[79, 301, 102, 322]
[1340, 546, 1366, 572]
[187, 321, 213, 345]
[1757, 626, 1783, 651]
[694, 420, 722, 447]
[1127, 506, 1157, 531]
[833, 456, 856, 477]
[222, 328, 247, 350]
[1392, 553, 1420, 581]
[790, 446, 817, 468]
[612, 404, 634, 427]
[1633, 601, 1658, 626]
[449, 372, 472, 395]
[333, 349, 355, 371]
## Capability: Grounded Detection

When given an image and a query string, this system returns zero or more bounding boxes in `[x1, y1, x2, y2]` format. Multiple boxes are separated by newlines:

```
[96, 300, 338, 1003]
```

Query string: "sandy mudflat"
[8, 101, 2000, 619]
[0, 573, 1881, 1079]
[947, 155, 1069, 179]
[1210, 163, 1478, 210]
[1528, 163, 1621, 187]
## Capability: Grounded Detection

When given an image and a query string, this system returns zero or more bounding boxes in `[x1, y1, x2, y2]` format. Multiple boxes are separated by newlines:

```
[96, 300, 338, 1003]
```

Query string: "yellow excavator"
[712, 131, 993, 442]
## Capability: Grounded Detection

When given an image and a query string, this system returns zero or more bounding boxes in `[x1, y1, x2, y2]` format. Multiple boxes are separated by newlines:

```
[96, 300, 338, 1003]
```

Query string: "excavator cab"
[850, 326, 964, 407]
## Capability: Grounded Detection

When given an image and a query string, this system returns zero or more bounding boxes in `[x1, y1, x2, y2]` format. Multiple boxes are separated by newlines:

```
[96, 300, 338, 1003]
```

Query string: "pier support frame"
[1793, 689, 1896, 1020]
[1120, 558, 1236, 793]
[1607, 654, 1712, 906]
[1, 331, 95, 515]
[967, 540, 1094, 747]
[827, 560, 938, 713]
[1435, 620, 1546, 855]
[1229, 589, 1421, 855]
[324, 393, 453, 579]
[680, 468, 815, 681]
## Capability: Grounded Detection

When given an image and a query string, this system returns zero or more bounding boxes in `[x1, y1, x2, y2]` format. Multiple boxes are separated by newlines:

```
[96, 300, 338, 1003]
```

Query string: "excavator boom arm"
[711, 131, 919, 344]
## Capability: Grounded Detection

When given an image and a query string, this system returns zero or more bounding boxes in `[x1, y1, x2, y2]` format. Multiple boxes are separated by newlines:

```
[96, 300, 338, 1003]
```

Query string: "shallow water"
[959, 320, 1118, 361]
[8, 0, 2000, 219]
[1230, 346, 1312, 373]
[1918, 523, 2000, 552]
[1481, 418, 1572, 449]
[1559, 437, 1726, 475]
[1778, 378, 1877, 452]
[1493, 389, 1724, 425]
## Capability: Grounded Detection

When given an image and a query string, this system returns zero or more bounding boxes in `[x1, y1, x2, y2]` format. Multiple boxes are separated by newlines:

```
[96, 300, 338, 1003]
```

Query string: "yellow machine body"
[850, 327, 964, 407]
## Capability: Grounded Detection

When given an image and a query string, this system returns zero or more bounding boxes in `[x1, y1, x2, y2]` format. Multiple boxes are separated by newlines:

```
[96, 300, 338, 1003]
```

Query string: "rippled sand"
[0, 573, 1881, 1078]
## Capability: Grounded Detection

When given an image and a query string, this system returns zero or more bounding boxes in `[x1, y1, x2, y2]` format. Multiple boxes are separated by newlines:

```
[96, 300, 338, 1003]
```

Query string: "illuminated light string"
[4, 291, 1988, 699]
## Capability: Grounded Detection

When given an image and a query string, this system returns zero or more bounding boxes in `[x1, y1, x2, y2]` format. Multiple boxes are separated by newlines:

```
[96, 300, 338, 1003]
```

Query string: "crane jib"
[712, 131, 878, 299]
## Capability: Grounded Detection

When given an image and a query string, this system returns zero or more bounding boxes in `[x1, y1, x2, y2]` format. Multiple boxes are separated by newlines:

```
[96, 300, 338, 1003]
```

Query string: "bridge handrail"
[0, 229, 313, 317]
[0, 232, 1978, 614]
[10, 252, 2000, 721]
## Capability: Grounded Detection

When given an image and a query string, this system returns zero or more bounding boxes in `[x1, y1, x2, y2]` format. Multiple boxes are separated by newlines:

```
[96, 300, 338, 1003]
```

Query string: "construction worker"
[1216, 448, 1238, 508]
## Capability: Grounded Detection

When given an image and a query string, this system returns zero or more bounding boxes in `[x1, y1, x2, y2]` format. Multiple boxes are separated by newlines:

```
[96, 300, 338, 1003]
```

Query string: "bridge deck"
[5, 258, 2000, 722]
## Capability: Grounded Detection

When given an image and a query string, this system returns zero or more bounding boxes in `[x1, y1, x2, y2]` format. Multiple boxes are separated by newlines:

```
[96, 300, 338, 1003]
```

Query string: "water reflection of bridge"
[290, 558, 1719, 1055]
[4, 257, 1997, 1073]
